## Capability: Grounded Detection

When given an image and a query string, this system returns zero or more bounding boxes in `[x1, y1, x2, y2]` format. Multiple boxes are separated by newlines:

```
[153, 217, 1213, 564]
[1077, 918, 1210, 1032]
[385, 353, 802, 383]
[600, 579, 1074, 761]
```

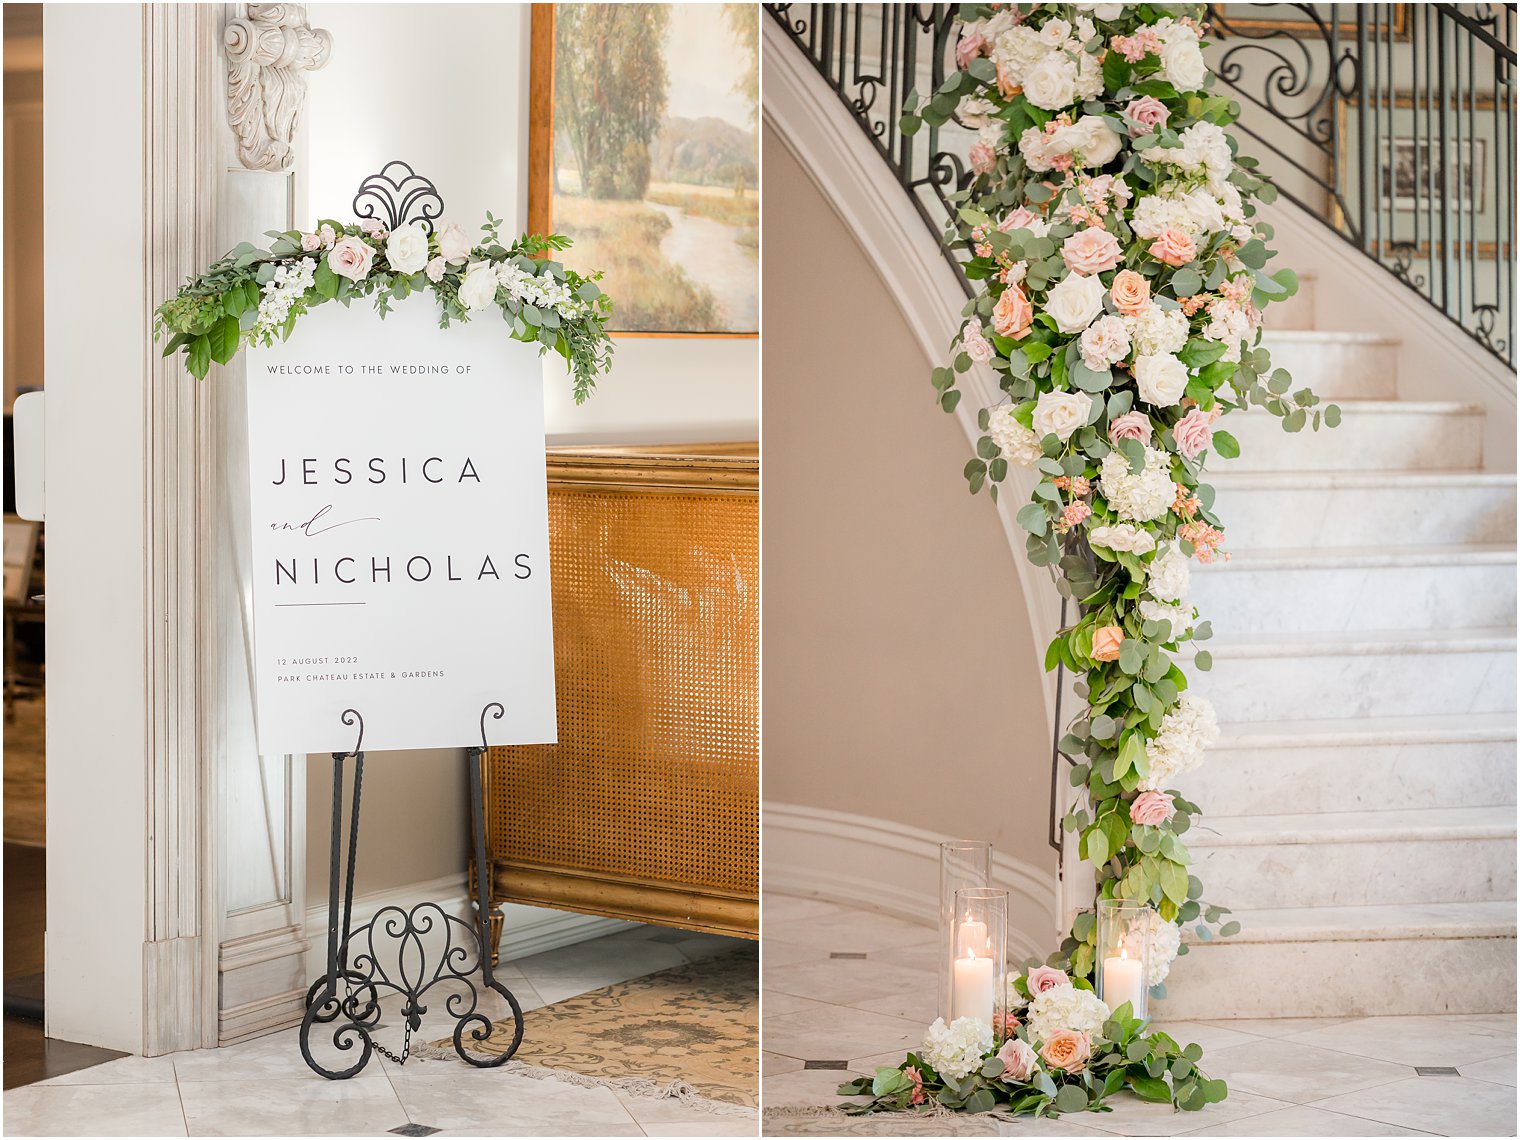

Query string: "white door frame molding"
[44, 2, 324, 1055]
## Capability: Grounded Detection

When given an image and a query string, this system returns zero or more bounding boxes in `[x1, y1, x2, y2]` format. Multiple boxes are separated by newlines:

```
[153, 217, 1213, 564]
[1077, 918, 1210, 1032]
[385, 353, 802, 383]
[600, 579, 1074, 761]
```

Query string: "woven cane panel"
[488, 478, 758, 904]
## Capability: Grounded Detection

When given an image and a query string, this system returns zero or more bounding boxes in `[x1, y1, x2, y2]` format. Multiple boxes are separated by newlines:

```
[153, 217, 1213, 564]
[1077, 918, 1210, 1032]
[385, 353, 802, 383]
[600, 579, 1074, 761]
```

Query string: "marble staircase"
[1157, 275, 1519, 1019]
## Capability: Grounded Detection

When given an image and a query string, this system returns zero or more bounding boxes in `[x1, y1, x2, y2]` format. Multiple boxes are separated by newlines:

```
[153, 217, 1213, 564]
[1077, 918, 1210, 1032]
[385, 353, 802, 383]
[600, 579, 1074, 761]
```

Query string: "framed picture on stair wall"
[528, 3, 759, 337]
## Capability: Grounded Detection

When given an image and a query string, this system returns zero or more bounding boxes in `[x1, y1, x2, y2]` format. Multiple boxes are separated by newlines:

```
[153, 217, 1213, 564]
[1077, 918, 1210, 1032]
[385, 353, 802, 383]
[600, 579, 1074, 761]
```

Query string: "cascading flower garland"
[156, 212, 613, 402]
[840, 2, 1335, 1120]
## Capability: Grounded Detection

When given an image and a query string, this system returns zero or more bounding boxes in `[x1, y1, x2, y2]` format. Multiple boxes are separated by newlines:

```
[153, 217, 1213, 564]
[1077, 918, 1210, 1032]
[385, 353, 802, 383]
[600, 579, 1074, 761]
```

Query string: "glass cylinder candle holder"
[938, 841, 992, 1025]
[947, 887, 1008, 1044]
[1096, 898, 1152, 1021]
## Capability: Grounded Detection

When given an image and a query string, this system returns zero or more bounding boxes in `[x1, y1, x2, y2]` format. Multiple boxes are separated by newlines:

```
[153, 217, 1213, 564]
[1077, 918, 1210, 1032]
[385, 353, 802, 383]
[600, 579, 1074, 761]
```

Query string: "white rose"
[1075, 3, 1126, 19]
[1160, 37, 1208, 92]
[1069, 115, 1123, 167]
[1022, 52, 1078, 110]
[457, 260, 500, 312]
[384, 221, 430, 275]
[1080, 315, 1131, 370]
[1044, 272, 1107, 334]
[436, 222, 473, 265]
[1039, 18, 1071, 45]
[1031, 391, 1094, 442]
[1134, 352, 1189, 407]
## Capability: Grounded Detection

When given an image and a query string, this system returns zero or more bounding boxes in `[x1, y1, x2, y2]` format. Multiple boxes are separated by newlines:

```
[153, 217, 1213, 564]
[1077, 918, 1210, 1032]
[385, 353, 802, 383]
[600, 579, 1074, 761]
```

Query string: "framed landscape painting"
[529, 3, 759, 337]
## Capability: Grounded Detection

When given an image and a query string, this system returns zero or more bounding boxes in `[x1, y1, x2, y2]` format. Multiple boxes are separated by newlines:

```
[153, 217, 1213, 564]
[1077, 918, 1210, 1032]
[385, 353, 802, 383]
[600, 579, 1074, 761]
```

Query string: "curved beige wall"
[761, 125, 1055, 871]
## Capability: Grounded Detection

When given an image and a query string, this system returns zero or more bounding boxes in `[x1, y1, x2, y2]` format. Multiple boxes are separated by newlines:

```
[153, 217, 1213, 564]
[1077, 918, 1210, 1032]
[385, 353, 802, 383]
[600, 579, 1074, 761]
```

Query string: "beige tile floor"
[763, 896, 1517, 1137]
[2, 924, 757, 1137]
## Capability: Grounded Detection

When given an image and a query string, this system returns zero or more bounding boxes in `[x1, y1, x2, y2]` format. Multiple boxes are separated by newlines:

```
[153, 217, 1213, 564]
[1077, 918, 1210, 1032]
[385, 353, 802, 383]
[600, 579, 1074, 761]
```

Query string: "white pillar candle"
[1102, 950, 1145, 1015]
[956, 918, 988, 957]
[951, 950, 995, 1026]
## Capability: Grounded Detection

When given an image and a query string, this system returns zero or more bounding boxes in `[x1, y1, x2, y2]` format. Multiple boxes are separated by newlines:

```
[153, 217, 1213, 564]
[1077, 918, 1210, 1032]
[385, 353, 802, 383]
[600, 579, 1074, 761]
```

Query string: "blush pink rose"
[425, 256, 447, 284]
[1108, 411, 1154, 443]
[1173, 406, 1219, 459]
[300, 231, 321, 252]
[962, 321, 995, 364]
[318, 223, 336, 249]
[1041, 1029, 1092, 1074]
[1091, 625, 1125, 662]
[1124, 95, 1170, 136]
[992, 284, 1034, 340]
[1130, 790, 1176, 826]
[436, 222, 473, 264]
[1110, 269, 1151, 316]
[327, 235, 375, 282]
[1150, 228, 1197, 267]
[970, 139, 997, 175]
[956, 27, 988, 68]
[997, 1037, 1038, 1082]
[359, 217, 387, 238]
[1026, 965, 1070, 995]
[999, 207, 1043, 234]
[1062, 227, 1124, 275]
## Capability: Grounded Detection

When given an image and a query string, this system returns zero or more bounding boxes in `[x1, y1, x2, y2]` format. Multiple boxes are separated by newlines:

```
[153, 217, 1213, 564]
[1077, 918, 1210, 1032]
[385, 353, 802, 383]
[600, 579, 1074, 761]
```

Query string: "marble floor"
[3, 924, 757, 1137]
[763, 895, 1517, 1137]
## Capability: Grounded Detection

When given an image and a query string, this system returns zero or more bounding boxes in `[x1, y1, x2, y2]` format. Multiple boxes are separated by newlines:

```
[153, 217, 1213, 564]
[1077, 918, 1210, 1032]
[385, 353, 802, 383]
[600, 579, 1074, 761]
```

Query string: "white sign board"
[245, 301, 557, 754]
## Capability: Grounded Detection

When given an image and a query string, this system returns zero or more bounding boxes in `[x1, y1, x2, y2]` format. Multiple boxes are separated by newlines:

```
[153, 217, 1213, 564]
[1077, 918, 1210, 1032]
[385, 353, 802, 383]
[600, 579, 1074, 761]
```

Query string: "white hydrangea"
[991, 24, 1049, 86]
[1147, 544, 1191, 603]
[1130, 193, 1199, 239]
[920, 1016, 993, 1081]
[1124, 304, 1190, 356]
[1025, 984, 1111, 1044]
[1074, 49, 1105, 102]
[255, 256, 317, 338]
[1139, 692, 1220, 791]
[1089, 523, 1156, 555]
[1138, 597, 1195, 637]
[1100, 446, 1174, 522]
[1204, 297, 1256, 363]
[497, 260, 578, 316]
[1137, 909, 1183, 986]
[988, 406, 1043, 468]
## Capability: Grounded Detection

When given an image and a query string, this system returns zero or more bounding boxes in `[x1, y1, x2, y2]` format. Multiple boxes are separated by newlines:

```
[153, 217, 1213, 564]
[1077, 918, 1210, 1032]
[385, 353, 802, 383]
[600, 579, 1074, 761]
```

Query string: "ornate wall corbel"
[223, 4, 332, 172]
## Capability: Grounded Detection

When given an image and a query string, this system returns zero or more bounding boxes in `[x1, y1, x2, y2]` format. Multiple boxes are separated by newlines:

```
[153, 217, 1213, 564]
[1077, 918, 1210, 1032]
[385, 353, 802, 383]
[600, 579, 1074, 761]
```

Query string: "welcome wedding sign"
[245, 301, 557, 754]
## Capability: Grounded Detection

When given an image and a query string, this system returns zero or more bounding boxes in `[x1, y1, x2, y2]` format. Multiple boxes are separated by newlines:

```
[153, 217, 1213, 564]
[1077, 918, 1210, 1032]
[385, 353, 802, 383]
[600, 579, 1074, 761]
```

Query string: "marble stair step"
[1180, 711, 1518, 815]
[1260, 330, 1398, 400]
[1191, 544, 1517, 634]
[1155, 900, 1517, 1018]
[1207, 469, 1517, 550]
[1222, 400, 1483, 472]
[1184, 627, 1517, 721]
[1187, 806, 1516, 909]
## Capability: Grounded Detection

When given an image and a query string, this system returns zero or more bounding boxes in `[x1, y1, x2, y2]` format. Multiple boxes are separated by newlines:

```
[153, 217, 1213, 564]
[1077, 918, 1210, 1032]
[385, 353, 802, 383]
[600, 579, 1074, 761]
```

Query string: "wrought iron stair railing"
[765, 3, 1518, 368]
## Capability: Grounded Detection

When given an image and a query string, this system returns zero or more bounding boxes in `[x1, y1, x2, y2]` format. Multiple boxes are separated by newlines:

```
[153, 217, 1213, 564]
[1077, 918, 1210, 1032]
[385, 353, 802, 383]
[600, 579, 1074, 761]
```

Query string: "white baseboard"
[302, 875, 635, 980]
[763, 803, 1060, 962]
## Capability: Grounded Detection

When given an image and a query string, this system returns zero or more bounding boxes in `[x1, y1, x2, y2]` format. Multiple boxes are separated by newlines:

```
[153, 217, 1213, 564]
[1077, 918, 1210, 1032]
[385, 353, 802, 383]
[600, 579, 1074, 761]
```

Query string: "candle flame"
[1120, 945, 1128, 961]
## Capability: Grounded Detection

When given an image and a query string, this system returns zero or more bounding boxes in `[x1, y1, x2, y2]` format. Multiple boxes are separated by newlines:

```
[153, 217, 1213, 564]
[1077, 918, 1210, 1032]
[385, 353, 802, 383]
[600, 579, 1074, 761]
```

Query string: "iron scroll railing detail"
[764, 3, 1517, 365]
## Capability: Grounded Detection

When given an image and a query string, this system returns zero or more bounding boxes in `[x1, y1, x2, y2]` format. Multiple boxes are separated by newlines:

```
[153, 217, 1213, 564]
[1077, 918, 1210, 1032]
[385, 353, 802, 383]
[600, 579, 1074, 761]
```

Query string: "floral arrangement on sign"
[842, 0, 1334, 1120]
[156, 213, 613, 402]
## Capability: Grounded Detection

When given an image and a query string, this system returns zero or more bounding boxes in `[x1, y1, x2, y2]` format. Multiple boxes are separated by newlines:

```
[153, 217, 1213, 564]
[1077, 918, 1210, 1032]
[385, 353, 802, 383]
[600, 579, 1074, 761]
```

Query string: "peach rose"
[1026, 965, 1070, 995]
[1062, 227, 1124, 275]
[1091, 625, 1125, 662]
[992, 284, 1034, 340]
[1130, 790, 1176, 826]
[1108, 410, 1153, 443]
[998, 207, 1045, 235]
[1040, 1029, 1091, 1074]
[997, 1037, 1039, 1082]
[1173, 406, 1219, 459]
[1110, 269, 1151, 316]
[327, 235, 375, 282]
[1123, 95, 1170, 136]
[1150, 228, 1197, 267]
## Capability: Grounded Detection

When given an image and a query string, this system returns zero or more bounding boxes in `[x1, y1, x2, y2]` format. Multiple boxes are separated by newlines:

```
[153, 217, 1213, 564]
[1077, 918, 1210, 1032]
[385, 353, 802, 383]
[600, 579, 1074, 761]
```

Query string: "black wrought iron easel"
[299, 705, 525, 1079]
[297, 162, 523, 1079]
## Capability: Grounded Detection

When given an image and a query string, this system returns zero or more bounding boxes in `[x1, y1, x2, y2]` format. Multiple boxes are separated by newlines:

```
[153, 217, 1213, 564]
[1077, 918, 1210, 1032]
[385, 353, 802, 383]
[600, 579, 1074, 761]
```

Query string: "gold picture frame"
[527, 4, 759, 339]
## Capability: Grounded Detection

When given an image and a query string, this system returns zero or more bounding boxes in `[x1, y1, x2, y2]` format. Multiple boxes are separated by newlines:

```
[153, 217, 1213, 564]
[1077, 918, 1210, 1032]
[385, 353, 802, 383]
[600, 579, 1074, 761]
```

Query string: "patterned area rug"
[434, 944, 757, 1107]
